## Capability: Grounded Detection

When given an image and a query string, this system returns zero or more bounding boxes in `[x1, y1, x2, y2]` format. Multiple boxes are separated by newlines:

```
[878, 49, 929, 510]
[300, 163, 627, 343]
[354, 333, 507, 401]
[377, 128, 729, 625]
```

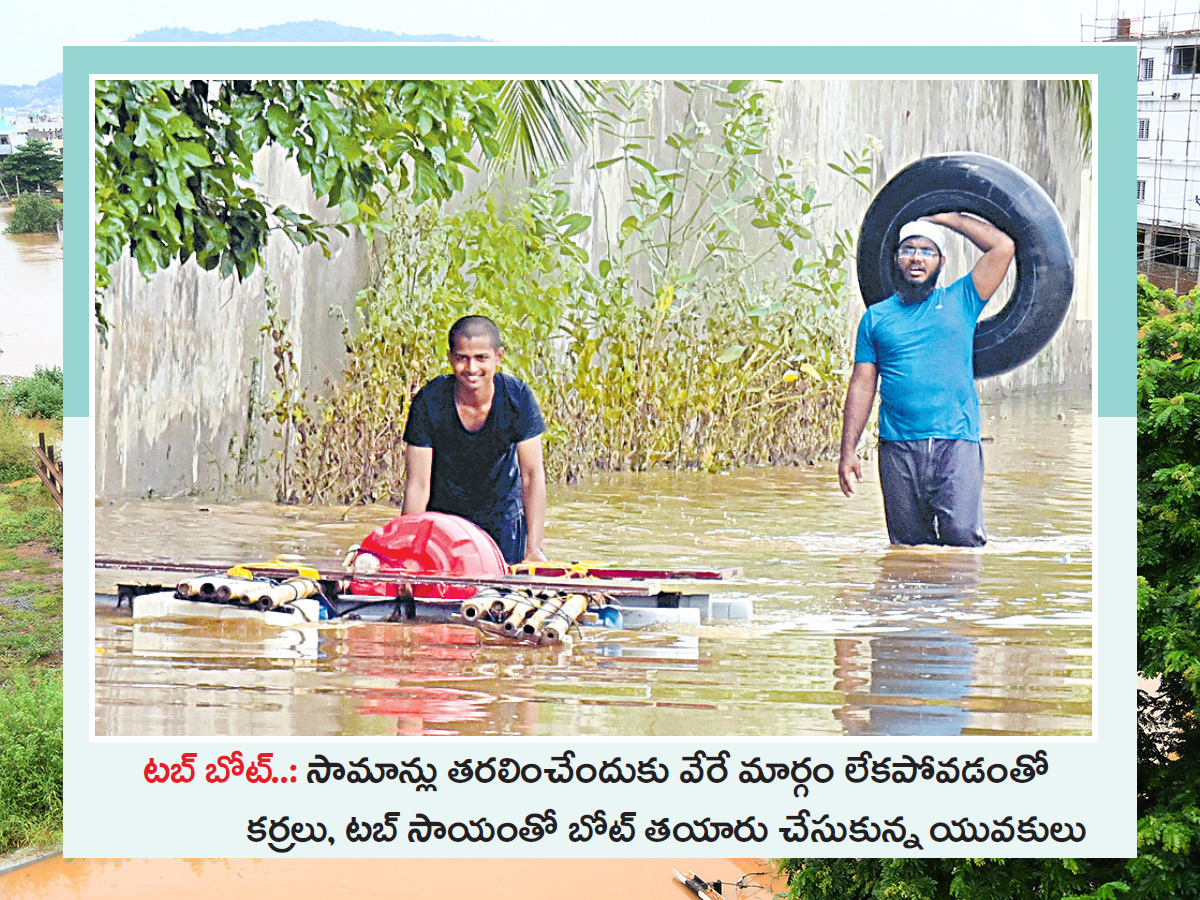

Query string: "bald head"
[448, 315, 503, 353]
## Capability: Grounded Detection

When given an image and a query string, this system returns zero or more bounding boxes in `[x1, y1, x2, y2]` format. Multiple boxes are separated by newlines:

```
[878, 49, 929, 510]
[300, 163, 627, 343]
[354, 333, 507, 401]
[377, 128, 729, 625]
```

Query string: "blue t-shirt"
[853, 274, 987, 442]
[403, 372, 546, 527]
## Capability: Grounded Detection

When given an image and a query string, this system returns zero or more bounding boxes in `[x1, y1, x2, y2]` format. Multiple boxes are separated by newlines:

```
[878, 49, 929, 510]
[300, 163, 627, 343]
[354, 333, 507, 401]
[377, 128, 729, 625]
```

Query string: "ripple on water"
[93, 391, 1093, 738]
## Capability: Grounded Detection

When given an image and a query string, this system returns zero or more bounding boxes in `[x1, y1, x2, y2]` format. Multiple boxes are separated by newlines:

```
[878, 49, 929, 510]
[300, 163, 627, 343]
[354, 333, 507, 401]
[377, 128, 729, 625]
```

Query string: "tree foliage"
[1055, 80, 1093, 164]
[1132, 275, 1200, 899]
[0, 139, 62, 193]
[779, 276, 1200, 900]
[4, 195, 61, 235]
[778, 858, 1120, 900]
[268, 81, 865, 502]
[494, 79, 600, 176]
[93, 79, 504, 324]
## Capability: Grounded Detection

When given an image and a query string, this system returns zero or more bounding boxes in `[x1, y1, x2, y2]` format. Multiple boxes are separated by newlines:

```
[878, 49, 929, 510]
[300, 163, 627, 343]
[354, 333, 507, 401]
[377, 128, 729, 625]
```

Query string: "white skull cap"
[898, 221, 947, 257]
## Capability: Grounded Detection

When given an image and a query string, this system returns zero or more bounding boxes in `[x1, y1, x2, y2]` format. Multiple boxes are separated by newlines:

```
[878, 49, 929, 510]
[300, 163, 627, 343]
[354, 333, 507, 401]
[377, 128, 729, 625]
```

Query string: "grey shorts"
[878, 439, 986, 547]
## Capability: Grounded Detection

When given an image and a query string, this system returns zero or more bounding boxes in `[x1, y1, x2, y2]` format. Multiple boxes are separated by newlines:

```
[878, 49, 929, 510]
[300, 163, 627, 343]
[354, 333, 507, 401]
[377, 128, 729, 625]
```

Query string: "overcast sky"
[2, 0, 1121, 85]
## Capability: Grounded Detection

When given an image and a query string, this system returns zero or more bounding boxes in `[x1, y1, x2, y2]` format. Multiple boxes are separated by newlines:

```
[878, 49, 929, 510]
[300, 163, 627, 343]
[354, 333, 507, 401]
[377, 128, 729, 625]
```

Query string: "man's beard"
[895, 260, 943, 304]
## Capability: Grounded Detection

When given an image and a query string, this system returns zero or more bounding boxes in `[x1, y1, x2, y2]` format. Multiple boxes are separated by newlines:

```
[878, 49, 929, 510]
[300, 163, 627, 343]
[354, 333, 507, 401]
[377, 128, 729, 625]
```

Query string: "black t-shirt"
[402, 373, 546, 526]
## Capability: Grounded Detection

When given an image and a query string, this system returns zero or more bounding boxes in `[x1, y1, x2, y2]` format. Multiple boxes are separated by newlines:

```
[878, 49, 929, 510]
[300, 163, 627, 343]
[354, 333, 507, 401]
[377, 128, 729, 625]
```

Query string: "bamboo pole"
[521, 593, 568, 636]
[502, 593, 544, 634]
[538, 594, 590, 644]
[254, 578, 321, 609]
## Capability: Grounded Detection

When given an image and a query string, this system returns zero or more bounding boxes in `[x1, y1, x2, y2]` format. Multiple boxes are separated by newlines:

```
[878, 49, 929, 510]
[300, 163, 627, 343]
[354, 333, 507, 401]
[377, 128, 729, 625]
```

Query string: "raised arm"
[839, 362, 879, 497]
[920, 212, 1015, 301]
[401, 445, 433, 514]
[515, 436, 547, 562]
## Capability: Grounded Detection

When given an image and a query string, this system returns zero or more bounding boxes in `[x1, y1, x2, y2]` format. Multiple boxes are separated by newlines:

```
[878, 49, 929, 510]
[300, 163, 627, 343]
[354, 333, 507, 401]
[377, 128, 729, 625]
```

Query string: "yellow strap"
[508, 560, 611, 578]
[227, 560, 321, 580]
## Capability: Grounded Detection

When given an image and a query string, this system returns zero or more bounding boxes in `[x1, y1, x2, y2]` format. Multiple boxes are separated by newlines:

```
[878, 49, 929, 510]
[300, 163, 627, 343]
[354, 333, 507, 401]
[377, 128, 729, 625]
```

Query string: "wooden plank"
[34, 467, 63, 509]
[33, 435, 63, 510]
[511, 564, 741, 580]
[33, 445, 62, 480]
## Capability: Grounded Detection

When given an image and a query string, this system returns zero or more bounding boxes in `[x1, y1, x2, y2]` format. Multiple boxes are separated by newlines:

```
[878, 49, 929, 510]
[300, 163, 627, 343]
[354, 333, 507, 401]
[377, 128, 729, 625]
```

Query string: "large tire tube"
[856, 152, 1074, 380]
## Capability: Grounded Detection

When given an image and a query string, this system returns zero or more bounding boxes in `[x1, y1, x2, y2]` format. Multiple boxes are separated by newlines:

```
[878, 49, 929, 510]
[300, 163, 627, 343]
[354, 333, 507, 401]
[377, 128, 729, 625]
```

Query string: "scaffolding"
[1090, 8, 1200, 292]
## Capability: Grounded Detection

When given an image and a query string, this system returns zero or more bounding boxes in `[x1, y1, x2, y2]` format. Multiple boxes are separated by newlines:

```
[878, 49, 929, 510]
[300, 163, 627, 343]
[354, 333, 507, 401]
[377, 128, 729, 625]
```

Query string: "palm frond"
[1055, 79, 1093, 164]
[495, 80, 601, 177]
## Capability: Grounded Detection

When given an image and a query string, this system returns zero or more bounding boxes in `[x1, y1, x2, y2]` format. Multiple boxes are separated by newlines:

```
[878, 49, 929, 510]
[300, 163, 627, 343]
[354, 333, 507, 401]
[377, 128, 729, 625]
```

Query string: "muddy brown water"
[0, 855, 784, 899]
[0, 205, 63, 377]
[93, 391, 1092, 738]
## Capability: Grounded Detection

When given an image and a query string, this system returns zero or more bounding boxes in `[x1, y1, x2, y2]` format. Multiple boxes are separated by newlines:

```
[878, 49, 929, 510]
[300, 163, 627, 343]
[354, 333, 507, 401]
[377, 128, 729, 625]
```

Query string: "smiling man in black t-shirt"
[401, 315, 548, 564]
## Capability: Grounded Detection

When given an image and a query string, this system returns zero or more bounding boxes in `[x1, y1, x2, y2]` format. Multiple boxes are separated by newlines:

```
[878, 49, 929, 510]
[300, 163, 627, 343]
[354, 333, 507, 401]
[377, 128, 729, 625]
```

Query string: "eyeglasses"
[897, 247, 940, 260]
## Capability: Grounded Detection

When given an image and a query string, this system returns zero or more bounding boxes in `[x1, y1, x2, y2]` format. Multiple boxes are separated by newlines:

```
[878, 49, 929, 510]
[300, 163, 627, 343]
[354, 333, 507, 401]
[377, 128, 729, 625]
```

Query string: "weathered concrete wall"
[95, 79, 1091, 501]
[539, 80, 1092, 399]
[94, 146, 369, 500]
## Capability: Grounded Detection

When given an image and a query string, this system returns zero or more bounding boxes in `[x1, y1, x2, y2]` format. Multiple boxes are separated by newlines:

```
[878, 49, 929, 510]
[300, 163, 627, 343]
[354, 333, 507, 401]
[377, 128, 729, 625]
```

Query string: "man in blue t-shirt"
[838, 213, 1015, 546]
[402, 315, 548, 563]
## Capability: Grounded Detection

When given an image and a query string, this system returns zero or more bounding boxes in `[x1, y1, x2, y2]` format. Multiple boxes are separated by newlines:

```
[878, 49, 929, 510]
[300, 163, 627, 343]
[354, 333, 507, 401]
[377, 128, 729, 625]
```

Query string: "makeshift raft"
[96, 510, 747, 645]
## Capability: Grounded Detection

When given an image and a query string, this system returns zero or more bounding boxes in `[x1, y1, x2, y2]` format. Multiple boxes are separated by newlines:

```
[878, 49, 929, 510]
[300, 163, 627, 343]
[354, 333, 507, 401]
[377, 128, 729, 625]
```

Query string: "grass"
[0, 406, 60, 484]
[0, 484, 63, 552]
[0, 469, 62, 855]
[0, 670, 63, 851]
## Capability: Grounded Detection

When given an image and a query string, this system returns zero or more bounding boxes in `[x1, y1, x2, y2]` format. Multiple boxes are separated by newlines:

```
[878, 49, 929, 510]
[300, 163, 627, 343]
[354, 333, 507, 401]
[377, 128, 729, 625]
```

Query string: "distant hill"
[128, 20, 488, 43]
[0, 22, 490, 109]
[0, 74, 63, 112]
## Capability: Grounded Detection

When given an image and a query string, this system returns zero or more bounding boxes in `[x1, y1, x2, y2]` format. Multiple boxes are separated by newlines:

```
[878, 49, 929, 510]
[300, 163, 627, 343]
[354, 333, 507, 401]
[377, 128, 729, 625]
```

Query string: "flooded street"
[93, 390, 1092, 738]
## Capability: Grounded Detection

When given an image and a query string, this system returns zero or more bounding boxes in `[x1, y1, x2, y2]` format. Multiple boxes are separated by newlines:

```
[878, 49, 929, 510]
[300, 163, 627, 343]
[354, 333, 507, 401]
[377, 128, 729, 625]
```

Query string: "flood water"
[0, 205, 63, 376]
[93, 390, 1092, 738]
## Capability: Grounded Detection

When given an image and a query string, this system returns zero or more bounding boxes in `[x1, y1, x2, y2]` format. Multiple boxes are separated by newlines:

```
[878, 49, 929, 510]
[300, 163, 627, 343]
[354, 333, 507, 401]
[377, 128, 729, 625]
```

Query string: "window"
[1141, 56, 1155, 80]
[1154, 231, 1189, 267]
[1138, 179, 1147, 202]
[1173, 46, 1199, 75]
[1139, 118, 1151, 140]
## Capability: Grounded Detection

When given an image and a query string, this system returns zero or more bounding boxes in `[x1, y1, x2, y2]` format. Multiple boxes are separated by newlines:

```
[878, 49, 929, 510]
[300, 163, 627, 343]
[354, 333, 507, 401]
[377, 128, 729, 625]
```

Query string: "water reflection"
[832, 550, 981, 736]
[94, 391, 1092, 737]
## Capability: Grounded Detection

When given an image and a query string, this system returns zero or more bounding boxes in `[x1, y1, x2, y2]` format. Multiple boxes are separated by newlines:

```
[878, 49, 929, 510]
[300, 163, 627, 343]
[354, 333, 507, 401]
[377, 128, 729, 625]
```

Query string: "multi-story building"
[1093, 11, 1200, 292]
[0, 112, 64, 156]
[0, 115, 27, 157]
[26, 113, 64, 152]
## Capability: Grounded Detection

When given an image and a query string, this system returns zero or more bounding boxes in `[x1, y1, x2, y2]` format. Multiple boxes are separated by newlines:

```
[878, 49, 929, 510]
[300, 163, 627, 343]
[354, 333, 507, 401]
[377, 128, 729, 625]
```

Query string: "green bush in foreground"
[3, 366, 63, 420]
[3, 195, 62, 235]
[0, 669, 63, 852]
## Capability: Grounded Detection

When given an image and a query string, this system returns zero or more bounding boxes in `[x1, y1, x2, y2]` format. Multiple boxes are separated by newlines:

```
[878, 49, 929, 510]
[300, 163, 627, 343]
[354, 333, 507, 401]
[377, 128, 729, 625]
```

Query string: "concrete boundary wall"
[94, 146, 368, 500]
[94, 79, 1091, 501]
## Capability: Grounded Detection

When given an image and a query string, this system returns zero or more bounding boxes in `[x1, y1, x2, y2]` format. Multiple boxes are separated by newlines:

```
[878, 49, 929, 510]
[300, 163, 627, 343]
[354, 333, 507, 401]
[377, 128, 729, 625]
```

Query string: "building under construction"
[1091, 10, 1200, 291]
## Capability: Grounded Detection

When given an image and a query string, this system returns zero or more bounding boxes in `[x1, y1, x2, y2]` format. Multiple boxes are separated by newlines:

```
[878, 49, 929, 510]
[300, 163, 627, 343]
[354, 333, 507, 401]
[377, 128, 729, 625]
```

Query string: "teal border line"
[64, 43, 1132, 417]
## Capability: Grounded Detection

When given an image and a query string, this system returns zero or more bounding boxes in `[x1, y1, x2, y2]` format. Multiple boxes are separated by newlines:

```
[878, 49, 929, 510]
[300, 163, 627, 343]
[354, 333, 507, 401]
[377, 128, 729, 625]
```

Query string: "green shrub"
[272, 81, 872, 503]
[0, 483, 62, 551]
[0, 408, 33, 482]
[4, 366, 64, 420]
[4, 195, 62, 235]
[0, 669, 63, 852]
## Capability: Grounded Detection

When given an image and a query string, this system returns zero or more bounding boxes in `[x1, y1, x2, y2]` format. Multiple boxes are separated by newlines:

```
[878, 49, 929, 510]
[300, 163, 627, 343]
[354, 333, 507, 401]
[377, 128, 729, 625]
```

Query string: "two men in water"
[401, 315, 548, 565]
[838, 213, 1015, 546]
[405, 215, 1014, 557]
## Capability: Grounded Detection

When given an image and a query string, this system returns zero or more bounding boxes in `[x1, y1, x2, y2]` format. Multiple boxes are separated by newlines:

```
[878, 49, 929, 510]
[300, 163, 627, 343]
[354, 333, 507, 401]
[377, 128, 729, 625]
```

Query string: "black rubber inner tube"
[856, 152, 1075, 380]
